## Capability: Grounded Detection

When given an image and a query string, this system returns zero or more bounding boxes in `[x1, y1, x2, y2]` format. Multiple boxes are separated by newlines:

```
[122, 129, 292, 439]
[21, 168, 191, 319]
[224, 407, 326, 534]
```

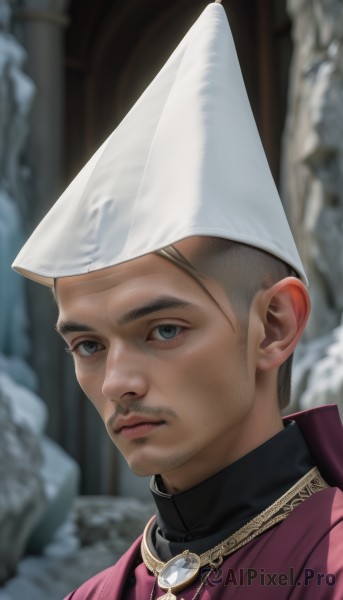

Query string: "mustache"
[106, 401, 177, 430]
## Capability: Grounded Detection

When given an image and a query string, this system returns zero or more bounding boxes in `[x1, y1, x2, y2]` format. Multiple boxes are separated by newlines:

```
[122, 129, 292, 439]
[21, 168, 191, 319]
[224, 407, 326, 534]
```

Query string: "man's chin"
[126, 456, 158, 478]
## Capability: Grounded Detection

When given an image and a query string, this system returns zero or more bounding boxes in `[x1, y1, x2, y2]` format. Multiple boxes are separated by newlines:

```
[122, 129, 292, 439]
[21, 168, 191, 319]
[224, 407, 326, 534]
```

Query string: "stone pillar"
[0, 0, 35, 379]
[14, 0, 69, 225]
[13, 0, 74, 443]
[282, 0, 343, 414]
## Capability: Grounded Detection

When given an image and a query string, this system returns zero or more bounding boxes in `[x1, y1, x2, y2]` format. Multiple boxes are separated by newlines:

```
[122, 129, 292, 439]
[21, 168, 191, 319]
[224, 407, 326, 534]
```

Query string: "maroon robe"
[64, 405, 343, 599]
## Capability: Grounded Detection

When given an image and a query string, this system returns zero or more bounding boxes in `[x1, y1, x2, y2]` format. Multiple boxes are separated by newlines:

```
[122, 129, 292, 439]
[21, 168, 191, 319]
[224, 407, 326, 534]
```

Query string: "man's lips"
[113, 415, 165, 439]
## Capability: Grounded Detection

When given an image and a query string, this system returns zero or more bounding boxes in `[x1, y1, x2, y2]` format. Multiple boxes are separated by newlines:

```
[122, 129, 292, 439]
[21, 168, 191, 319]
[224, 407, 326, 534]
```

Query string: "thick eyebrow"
[117, 296, 195, 325]
[56, 296, 195, 337]
[56, 321, 94, 336]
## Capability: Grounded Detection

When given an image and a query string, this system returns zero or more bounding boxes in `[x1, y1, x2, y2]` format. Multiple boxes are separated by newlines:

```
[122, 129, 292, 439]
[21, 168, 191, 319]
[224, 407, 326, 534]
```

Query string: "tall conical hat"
[12, 2, 307, 287]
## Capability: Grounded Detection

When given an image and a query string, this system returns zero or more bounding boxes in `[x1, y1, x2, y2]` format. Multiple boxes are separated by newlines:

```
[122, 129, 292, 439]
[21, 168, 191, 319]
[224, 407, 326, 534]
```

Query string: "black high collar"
[149, 422, 314, 560]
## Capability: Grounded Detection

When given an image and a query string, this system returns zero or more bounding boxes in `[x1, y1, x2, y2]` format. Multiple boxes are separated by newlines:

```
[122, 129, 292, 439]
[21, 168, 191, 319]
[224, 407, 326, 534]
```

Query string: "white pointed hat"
[12, 1, 307, 287]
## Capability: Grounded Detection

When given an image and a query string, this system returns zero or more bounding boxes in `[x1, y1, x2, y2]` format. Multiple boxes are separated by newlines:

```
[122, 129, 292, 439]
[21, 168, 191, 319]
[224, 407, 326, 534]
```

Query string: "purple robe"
[64, 405, 343, 599]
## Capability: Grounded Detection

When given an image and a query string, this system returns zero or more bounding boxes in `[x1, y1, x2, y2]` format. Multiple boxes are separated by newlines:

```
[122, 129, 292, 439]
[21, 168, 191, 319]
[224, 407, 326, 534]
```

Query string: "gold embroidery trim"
[141, 466, 328, 575]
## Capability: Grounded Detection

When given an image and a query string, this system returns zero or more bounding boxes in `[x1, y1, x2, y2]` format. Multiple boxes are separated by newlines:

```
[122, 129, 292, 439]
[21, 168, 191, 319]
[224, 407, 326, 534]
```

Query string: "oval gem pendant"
[157, 552, 201, 593]
[157, 591, 177, 600]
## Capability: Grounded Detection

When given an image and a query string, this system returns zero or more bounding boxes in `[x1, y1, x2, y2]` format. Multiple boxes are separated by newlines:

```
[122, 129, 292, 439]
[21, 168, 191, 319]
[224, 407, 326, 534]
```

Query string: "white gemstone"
[157, 593, 177, 600]
[158, 553, 200, 591]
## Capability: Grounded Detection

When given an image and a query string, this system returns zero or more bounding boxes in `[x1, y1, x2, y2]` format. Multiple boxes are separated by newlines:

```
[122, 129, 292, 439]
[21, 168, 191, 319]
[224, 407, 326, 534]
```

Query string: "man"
[12, 2, 343, 599]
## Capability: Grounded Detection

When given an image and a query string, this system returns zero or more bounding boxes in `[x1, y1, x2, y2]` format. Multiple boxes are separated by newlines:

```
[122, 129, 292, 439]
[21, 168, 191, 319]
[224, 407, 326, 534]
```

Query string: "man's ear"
[256, 277, 311, 371]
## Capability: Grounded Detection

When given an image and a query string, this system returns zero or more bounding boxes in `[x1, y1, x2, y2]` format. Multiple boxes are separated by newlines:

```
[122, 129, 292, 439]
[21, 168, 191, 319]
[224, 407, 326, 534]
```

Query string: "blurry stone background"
[0, 0, 342, 598]
[283, 0, 343, 414]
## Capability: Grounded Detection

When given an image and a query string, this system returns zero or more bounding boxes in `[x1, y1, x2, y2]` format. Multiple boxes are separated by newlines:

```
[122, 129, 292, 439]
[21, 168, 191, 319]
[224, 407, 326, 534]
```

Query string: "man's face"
[56, 246, 261, 492]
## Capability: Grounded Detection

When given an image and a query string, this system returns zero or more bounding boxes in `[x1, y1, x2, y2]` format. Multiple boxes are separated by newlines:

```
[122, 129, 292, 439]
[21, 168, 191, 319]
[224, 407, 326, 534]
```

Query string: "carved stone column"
[14, 0, 69, 225]
[0, 0, 45, 581]
[13, 0, 73, 442]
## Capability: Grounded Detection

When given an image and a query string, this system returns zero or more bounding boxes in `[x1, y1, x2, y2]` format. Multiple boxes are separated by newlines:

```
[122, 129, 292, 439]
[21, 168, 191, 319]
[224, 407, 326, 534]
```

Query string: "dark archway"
[66, 0, 291, 178]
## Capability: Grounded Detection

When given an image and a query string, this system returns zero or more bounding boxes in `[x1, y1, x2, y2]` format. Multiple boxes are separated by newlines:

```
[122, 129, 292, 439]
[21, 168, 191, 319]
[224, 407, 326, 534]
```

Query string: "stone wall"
[0, 376, 46, 582]
[0, 0, 44, 582]
[282, 0, 343, 414]
[0, 496, 153, 599]
[0, 0, 35, 381]
[0, 0, 78, 583]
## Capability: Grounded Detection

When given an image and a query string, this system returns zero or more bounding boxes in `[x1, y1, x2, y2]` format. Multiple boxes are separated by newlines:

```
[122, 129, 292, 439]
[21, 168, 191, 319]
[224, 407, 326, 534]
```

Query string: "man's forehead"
[55, 239, 237, 335]
[55, 238, 203, 295]
[54, 247, 192, 300]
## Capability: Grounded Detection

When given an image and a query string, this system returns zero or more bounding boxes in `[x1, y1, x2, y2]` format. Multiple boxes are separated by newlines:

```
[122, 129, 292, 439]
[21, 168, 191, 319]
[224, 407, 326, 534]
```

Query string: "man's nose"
[101, 342, 148, 403]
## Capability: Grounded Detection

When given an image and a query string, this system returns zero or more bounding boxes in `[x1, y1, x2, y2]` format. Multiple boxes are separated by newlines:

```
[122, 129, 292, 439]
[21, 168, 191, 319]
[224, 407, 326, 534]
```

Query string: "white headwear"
[12, 2, 307, 287]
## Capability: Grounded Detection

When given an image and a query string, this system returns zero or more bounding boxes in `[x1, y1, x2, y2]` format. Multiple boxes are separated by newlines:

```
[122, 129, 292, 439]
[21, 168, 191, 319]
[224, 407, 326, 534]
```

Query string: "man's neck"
[159, 412, 284, 494]
[149, 421, 313, 561]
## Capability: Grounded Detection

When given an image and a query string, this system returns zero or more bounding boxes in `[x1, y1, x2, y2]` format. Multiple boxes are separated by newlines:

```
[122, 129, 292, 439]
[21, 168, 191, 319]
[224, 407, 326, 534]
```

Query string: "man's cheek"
[78, 378, 107, 417]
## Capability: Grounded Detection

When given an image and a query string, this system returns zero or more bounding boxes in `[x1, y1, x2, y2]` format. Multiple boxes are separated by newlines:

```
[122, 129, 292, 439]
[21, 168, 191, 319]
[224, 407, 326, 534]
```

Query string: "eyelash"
[148, 324, 185, 344]
[66, 323, 186, 359]
[66, 340, 104, 359]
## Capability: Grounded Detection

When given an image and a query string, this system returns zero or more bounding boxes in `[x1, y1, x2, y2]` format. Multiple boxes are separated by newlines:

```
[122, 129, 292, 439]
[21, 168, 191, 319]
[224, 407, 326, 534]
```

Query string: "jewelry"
[149, 571, 211, 600]
[142, 467, 327, 600]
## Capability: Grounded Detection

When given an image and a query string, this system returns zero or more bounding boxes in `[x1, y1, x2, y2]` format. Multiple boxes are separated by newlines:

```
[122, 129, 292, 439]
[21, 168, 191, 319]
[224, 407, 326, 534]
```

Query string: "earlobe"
[257, 278, 311, 371]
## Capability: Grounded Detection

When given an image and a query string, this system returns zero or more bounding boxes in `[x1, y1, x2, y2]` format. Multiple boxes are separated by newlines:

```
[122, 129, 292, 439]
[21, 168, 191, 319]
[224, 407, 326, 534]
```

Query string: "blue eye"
[152, 325, 183, 341]
[72, 341, 102, 357]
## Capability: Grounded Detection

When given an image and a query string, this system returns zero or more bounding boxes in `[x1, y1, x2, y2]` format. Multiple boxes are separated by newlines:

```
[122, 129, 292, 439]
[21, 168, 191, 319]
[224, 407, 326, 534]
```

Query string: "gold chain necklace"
[142, 467, 327, 600]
